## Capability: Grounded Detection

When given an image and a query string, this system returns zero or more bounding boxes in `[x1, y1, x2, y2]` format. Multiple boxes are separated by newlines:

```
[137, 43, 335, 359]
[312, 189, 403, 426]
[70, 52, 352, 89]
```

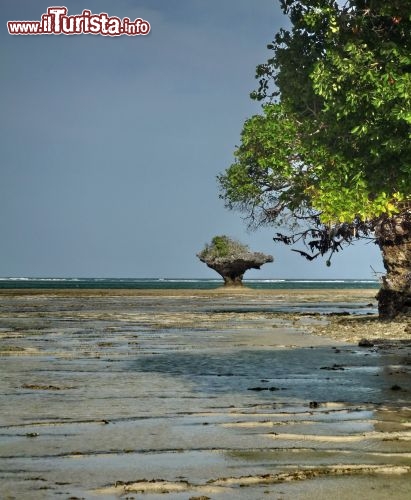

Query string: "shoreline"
[1, 288, 409, 345]
[1, 287, 411, 498]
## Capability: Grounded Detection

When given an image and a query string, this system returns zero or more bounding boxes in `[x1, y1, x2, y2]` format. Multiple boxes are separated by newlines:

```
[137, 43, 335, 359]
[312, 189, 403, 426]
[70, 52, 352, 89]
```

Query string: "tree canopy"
[218, 0, 411, 262]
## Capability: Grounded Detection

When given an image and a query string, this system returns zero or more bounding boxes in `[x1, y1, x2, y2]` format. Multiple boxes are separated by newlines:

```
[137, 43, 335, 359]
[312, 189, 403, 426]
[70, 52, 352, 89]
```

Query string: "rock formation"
[197, 236, 273, 287]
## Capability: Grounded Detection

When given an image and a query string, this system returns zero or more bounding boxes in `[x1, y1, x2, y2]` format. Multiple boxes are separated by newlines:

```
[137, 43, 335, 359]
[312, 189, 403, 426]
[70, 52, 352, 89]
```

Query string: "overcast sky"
[1, 0, 382, 279]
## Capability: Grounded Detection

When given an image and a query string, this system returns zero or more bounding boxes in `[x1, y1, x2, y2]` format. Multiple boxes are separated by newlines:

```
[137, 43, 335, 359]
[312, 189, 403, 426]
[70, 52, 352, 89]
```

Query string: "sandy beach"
[0, 288, 410, 499]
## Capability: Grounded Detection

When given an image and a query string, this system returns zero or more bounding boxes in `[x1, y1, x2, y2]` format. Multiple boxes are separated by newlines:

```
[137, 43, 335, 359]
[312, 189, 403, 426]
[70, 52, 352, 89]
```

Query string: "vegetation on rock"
[198, 236, 249, 260]
[197, 236, 273, 286]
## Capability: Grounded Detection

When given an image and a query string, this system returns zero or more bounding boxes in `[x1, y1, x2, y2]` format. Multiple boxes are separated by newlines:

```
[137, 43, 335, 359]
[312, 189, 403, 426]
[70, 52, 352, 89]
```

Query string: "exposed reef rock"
[197, 235, 273, 287]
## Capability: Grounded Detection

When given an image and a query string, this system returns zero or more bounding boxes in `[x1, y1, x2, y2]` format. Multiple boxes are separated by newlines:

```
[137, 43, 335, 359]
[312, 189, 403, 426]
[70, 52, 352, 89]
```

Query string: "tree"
[197, 235, 273, 286]
[218, 0, 411, 318]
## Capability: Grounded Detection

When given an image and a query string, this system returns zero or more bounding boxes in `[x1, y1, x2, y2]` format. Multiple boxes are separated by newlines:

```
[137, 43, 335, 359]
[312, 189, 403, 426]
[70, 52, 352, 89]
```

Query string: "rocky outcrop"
[198, 251, 273, 286]
[197, 236, 273, 286]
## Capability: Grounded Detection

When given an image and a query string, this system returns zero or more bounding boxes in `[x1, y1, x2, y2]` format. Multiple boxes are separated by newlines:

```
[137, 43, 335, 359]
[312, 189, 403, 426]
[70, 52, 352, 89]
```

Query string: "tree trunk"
[375, 213, 411, 319]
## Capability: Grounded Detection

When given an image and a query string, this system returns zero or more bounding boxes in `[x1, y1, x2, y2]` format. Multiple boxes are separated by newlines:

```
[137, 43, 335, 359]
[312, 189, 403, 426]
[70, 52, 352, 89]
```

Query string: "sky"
[1, 0, 382, 279]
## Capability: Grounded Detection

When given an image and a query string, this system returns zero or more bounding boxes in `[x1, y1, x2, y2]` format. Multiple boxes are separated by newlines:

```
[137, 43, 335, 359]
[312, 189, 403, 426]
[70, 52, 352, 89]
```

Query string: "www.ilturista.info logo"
[7, 6, 151, 36]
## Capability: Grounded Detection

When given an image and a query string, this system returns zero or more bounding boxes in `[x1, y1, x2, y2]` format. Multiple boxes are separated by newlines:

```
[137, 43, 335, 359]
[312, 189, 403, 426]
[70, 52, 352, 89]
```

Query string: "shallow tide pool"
[0, 290, 410, 499]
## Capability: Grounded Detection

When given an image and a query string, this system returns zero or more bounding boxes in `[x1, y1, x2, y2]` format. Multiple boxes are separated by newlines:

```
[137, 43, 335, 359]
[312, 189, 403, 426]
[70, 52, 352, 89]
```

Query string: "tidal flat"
[0, 288, 410, 499]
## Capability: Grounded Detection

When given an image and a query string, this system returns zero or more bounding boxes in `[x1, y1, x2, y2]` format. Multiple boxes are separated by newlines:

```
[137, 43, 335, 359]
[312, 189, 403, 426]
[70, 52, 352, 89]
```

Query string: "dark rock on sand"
[358, 338, 375, 347]
[320, 364, 345, 371]
[309, 401, 321, 408]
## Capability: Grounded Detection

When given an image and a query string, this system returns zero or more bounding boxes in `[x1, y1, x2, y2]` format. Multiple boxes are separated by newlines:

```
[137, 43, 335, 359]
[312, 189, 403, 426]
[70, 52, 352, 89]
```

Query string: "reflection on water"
[204, 301, 377, 315]
[131, 347, 409, 404]
[0, 290, 410, 499]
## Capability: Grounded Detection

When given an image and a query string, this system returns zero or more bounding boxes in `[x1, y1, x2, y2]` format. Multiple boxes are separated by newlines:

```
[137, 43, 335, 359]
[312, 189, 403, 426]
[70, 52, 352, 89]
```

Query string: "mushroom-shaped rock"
[197, 235, 273, 287]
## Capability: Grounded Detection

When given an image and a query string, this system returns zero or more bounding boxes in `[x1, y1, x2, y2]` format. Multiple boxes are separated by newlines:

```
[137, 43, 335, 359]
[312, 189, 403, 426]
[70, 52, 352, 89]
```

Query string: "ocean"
[0, 277, 380, 289]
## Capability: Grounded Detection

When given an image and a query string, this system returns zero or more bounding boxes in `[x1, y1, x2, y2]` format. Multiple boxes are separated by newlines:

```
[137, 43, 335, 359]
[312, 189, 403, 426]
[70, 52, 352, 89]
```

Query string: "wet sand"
[0, 288, 410, 499]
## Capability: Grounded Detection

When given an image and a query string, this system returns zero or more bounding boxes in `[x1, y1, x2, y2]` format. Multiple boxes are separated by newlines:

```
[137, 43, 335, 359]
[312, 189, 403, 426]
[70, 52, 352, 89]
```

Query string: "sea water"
[0, 277, 380, 289]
